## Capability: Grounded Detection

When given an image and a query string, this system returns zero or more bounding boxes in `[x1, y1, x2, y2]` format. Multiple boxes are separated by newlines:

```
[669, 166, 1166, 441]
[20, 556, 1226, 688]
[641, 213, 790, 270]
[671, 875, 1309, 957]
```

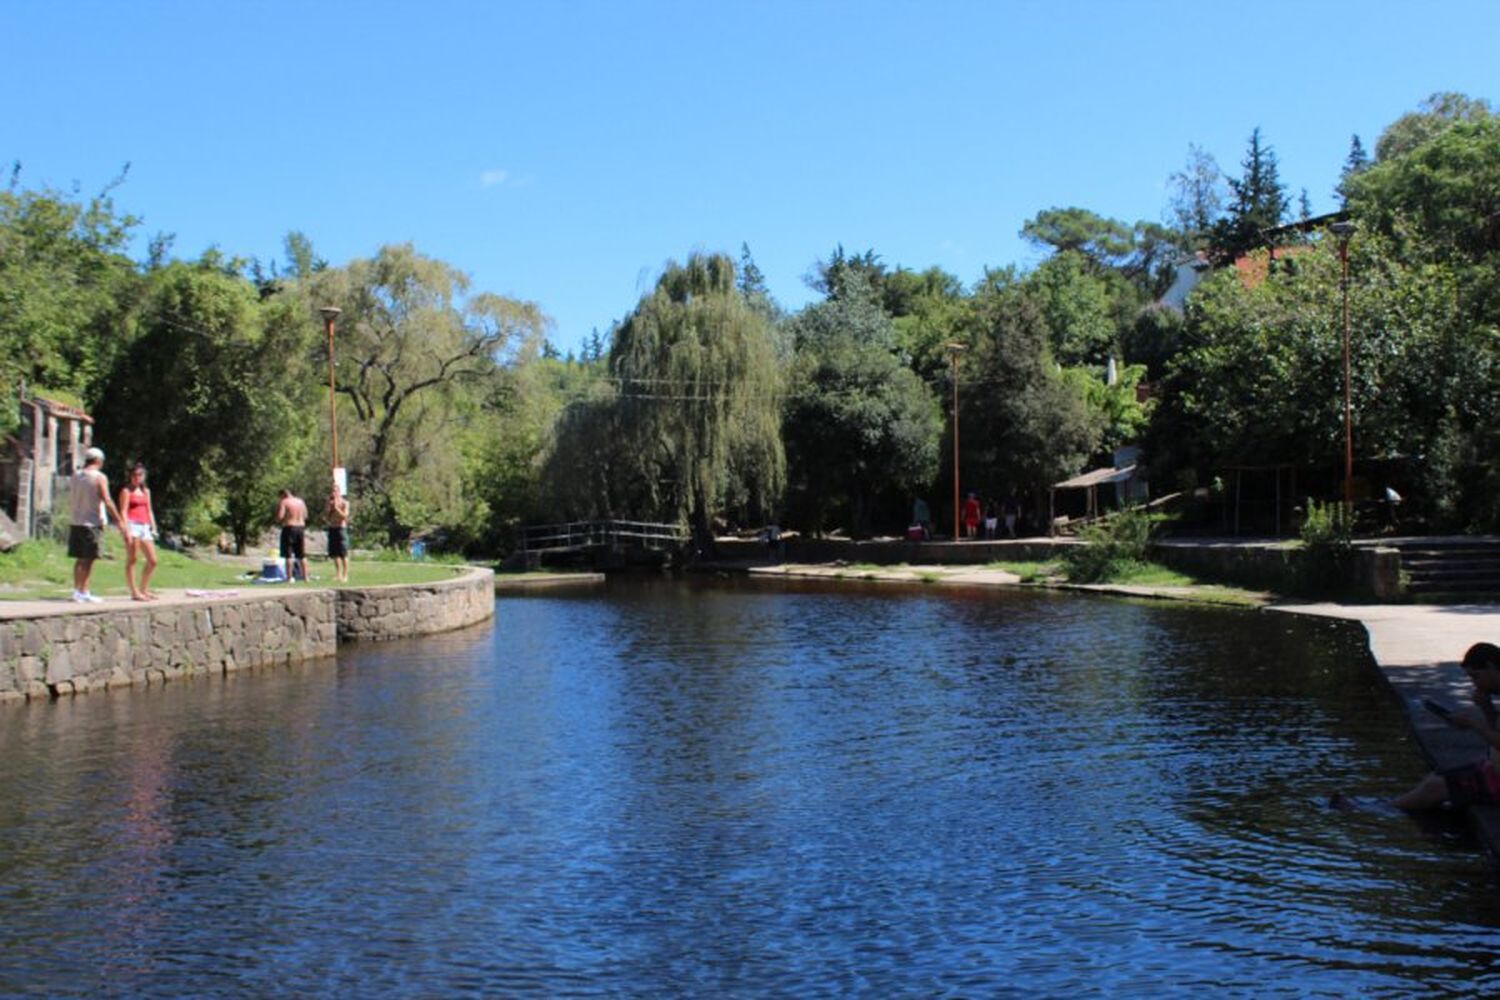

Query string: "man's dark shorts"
[280, 525, 306, 560]
[67, 524, 103, 560]
[1442, 758, 1500, 806]
[327, 526, 348, 558]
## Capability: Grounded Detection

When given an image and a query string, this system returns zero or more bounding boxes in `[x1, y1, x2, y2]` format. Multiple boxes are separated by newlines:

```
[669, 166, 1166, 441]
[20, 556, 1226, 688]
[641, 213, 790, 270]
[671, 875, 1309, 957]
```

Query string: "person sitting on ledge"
[1382, 642, 1500, 812]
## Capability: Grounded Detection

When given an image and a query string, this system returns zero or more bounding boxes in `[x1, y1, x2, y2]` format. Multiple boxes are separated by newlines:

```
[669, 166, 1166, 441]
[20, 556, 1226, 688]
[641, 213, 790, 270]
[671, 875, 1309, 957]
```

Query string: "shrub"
[1297, 498, 1354, 595]
[1064, 507, 1155, 583]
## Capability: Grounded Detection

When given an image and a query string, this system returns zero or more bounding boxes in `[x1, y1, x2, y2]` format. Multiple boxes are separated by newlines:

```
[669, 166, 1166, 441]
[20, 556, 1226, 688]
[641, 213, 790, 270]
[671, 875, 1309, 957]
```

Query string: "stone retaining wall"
[1151, 539, 1401, 600]
[336, 569, 496, 641]
[0, 567, 495, 703]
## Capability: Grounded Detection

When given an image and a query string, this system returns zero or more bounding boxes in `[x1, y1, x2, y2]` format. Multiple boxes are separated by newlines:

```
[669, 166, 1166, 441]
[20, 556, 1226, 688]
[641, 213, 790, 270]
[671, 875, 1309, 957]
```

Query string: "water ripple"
[1, 580, 1498, 996]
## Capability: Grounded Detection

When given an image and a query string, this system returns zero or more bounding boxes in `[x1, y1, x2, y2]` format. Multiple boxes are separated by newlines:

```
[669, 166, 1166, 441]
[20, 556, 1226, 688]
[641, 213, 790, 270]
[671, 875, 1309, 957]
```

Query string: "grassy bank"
[0, 540, 464, 600]
[984, 558, 1267, 606]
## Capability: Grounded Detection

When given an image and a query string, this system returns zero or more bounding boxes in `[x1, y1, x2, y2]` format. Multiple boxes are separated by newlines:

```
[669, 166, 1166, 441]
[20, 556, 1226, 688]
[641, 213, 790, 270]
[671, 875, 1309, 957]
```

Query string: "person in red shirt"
[962, 492, 982, 541]
[118, 463, 160, 601]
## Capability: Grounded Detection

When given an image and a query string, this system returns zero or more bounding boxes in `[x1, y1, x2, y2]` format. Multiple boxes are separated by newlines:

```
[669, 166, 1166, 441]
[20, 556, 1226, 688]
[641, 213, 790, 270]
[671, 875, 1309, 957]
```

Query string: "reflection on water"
[1, 577, 1498, 996]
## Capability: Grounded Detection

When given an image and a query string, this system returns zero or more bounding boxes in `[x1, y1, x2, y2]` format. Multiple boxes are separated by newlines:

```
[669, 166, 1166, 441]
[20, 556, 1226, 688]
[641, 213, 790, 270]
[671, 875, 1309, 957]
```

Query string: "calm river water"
[2, 578, 1499, 996]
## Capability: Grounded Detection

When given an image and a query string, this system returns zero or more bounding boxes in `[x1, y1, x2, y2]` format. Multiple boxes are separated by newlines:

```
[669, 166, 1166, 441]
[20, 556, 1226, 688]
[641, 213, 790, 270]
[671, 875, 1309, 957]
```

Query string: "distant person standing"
[962, 492, 982, 541]
[983, 501, 999, 539]
[69, 447, 128, 603]
[118, 463, 160, 601]
[1004, 494, 1021, 538]
[276, 488, 309, 583]
[912, 497, 932, 540]
[326, 486, 351, 583]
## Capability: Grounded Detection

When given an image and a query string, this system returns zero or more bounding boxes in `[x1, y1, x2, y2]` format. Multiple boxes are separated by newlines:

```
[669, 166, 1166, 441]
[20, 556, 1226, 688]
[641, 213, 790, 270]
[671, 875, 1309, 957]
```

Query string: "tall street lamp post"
[320, 306, 343, 478]
[946, 342, 966, 541]
[1330, 221, 1356, 509]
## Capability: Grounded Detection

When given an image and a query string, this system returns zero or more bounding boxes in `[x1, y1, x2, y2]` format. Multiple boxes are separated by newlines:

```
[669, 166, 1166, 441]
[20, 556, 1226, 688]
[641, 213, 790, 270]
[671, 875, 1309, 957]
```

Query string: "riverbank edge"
[493, 570, 605, 593]
[0, 567, 495, 702]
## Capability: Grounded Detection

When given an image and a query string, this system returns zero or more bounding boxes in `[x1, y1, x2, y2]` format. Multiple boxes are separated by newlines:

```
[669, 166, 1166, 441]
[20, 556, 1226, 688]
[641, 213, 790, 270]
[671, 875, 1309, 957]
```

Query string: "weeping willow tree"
[606, 252, 785, 552]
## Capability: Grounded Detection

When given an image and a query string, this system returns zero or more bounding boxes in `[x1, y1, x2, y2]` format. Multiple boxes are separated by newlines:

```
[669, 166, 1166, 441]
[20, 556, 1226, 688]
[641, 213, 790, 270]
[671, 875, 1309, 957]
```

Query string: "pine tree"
[1212, 127, 1289, 260]
[1336, 134, 1370, 207]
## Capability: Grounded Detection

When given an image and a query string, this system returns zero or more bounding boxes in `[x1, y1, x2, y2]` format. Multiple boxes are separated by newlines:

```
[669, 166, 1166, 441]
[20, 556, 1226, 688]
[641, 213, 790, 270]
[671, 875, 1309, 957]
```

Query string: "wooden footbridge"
[518, 520, 690, 569]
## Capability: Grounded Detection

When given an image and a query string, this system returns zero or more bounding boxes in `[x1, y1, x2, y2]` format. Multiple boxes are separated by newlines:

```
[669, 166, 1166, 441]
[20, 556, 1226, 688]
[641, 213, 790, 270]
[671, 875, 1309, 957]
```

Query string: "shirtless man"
[69, 447, 129, 602]
[276, 488, 309, 583]
[326, 485, 350, 582]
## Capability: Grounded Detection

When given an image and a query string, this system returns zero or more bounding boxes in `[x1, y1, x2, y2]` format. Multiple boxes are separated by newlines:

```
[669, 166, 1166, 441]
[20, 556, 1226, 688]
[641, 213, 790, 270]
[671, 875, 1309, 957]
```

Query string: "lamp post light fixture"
[320, 306, 343, 477]
[1329, 221, 1357, 509]
[946, 342, 967, 541]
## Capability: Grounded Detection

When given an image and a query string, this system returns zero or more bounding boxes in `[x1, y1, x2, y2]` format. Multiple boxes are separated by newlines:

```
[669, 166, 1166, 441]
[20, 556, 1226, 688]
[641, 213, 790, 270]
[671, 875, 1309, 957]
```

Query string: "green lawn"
[0, 539, 466, 600]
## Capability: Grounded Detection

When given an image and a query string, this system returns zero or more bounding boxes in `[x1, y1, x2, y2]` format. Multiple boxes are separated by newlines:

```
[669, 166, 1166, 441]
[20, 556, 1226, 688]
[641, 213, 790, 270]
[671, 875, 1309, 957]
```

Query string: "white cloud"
[480, 169, 509, 187]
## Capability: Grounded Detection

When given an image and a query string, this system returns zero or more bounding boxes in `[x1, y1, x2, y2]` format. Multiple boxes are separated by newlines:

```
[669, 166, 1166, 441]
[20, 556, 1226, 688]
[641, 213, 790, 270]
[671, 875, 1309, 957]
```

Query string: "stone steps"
[1390, 540, 1500, 598]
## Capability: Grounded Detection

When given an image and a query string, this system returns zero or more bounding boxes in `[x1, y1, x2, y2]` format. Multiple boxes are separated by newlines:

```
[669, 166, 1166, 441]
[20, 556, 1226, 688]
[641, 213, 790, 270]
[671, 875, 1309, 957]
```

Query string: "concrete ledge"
[1151, 538, 1402, 600]
[0, 567, 495, 701]
[493, 571, 606, 593]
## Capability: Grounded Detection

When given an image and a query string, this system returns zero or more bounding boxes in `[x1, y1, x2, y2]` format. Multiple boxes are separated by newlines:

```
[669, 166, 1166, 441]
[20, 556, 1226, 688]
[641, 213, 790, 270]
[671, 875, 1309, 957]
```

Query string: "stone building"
[0, 389, 95, 543]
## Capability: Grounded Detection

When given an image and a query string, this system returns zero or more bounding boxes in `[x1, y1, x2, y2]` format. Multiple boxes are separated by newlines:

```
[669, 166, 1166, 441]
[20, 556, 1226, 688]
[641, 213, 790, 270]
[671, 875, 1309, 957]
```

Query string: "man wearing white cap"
[68, 447, 128, 603]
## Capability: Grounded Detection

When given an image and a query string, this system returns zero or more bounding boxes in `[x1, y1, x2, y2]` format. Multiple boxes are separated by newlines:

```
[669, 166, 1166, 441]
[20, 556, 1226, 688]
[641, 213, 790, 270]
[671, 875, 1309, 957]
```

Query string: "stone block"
[21, 627, 46, 657]
[44, 646, 75, 685]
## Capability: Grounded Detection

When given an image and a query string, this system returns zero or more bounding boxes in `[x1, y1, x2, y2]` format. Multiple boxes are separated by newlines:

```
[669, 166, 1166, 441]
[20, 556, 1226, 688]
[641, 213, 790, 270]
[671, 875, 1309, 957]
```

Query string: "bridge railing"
[521, 519, 689, 554]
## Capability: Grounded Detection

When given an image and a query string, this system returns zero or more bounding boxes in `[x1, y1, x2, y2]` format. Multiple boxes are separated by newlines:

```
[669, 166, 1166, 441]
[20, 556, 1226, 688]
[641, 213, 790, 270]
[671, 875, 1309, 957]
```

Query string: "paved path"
[0, 587, 301, 620]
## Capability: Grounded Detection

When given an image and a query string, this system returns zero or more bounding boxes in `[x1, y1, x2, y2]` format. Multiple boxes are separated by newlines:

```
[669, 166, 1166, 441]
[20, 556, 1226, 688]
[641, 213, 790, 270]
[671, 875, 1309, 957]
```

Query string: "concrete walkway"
[0, 586, 302, 620]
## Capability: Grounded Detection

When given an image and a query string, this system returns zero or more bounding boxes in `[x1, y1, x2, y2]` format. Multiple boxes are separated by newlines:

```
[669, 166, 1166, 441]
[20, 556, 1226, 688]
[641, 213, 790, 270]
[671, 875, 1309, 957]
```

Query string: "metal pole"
[1330, 221, 1356, 511]
[320, 307, 342, 474]
[947, 343, 966, 541]
[1341, 241, 1352, 509]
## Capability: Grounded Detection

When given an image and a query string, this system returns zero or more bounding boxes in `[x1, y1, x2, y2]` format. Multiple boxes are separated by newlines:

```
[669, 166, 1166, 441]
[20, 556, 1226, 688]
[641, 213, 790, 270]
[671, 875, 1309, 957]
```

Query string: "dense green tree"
[1068, 362, 1152, 457]
[1021, 207, 1175, 296]
[303, 244, 548, 542]
[466, 349, 610, 551]
[94, 259, 316, 550]
[1348, 117, 1500, 264]
[807, 245, 887, 305]
[1142, 223, 1497, 528]
[1023, 250, 1125, 366]
[885, 265, 968, 383]
[960, 272, 1100, 498]
[1374, 92, 1492, 162]
[782, 274, 941, 535]
[1120, 302, 1188, 380]
[0, 173, 142, 433]
[1021, 207, 1135, 267]
[1211, 128, 1289, 260]
[598, 252, 785, 549]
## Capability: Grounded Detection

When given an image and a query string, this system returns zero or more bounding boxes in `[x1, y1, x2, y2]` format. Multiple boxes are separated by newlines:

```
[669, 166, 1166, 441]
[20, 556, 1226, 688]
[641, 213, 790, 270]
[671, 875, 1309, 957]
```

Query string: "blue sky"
[5, 1, 1496, 353]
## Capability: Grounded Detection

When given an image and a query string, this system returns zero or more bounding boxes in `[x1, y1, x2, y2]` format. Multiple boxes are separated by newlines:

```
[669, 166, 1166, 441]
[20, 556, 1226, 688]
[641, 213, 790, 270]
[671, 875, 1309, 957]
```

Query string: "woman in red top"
[118, 463, 159, 601]
[962, 492, 982, 540]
